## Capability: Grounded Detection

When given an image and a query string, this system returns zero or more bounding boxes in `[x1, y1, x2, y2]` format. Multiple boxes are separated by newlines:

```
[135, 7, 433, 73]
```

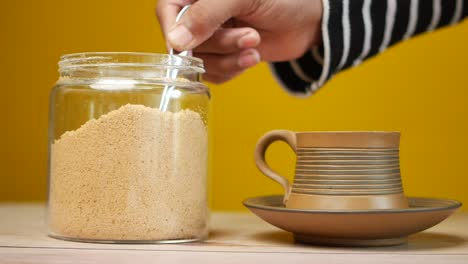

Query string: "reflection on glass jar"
[48, 52, 210, 243]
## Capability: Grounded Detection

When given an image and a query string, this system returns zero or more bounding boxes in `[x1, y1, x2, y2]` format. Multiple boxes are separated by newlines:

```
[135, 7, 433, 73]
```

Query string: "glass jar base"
[48, 233, 205, 244]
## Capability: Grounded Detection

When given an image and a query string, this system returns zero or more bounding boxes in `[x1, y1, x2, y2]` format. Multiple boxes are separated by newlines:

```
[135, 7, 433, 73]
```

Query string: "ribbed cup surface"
[293, 147, 403, 195]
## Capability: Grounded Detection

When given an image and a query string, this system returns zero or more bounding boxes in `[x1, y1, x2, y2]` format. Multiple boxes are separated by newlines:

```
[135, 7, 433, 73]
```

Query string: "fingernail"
[168, 25, 193, 49]
[237, 32, 260, 49]
[238, 50, 261, 68]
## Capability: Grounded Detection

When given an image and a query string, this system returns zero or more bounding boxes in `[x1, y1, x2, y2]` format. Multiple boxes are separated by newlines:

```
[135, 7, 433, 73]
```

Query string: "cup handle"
[254, 130, 297, 204]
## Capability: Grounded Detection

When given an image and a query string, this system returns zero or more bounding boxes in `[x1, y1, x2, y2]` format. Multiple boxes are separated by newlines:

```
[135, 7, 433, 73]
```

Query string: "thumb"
[167, 0, 258, 51]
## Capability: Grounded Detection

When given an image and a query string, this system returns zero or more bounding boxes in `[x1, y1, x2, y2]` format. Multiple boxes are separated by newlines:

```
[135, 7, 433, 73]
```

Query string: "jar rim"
[59, 52, 205, 73]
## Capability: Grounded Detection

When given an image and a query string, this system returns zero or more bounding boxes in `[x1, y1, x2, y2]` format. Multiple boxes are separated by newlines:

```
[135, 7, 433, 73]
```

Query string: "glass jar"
[47, 52, 210, 243]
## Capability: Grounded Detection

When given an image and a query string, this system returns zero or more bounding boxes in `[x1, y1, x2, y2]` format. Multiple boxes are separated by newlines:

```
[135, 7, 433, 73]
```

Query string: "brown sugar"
[49, 104, 208, 241]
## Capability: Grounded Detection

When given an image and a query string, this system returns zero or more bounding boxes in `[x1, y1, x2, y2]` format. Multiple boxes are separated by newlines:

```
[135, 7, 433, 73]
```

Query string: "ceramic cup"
[254, 131, 408, 210]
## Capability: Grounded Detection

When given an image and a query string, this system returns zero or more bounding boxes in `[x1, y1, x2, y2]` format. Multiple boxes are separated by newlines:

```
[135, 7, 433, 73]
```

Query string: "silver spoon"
[159, 5, 192, 112]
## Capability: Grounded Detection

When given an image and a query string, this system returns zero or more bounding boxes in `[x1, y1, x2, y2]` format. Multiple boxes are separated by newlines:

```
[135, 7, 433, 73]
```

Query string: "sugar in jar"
[48, 52, 210, 243]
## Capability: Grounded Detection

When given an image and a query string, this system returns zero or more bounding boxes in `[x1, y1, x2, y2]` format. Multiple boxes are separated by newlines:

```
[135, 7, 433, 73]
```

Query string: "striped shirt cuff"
[271, 0, 467, 97]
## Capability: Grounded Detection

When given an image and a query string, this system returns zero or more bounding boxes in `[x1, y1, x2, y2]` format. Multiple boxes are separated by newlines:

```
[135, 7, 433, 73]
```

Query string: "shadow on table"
[238, 231, 467, 251]
[205, 229, 294, 247]
[249, 231, 294, 245]
[382, 232, 467, 251]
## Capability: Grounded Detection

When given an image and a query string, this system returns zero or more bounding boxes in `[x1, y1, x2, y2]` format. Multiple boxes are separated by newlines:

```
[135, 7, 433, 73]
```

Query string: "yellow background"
[1, 0, 467, 211]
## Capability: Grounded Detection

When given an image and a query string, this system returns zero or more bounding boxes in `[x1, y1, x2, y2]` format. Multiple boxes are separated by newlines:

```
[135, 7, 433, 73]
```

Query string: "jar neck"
[58, 52, 204, 83]
[59, 66, 202, 83]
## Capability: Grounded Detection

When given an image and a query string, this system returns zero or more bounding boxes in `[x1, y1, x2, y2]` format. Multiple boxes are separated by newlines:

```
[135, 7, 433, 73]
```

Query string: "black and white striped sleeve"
[270, 0, 468, 97]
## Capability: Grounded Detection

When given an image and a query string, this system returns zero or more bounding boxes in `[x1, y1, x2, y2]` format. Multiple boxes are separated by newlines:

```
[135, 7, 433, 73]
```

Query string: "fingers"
[203, 72, 243, 84]
[167, 0, 261, 51]
[197, 48, 261, 84]
[156, 0, 192, 35]
[156, 0, 262, 84]
[194, 27, 260, 54]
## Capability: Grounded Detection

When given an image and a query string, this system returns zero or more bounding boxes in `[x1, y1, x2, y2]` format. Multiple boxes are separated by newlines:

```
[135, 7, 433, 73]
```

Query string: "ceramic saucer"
[243, 195, 461, 247]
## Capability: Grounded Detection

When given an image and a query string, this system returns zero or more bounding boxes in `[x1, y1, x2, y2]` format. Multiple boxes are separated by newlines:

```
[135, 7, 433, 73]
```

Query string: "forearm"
[271, 0, 468, 96]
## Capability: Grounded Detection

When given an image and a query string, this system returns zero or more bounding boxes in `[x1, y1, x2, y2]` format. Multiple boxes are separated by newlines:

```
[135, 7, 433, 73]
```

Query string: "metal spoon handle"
[160, 5, 192, 112]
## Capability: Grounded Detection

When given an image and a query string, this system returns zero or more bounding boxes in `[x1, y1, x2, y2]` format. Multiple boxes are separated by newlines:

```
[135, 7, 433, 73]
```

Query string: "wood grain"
[0, 203, 467, 263]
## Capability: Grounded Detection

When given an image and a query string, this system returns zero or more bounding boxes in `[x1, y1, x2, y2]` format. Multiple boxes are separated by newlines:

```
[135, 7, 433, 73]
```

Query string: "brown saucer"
[243, 195, 461, 247]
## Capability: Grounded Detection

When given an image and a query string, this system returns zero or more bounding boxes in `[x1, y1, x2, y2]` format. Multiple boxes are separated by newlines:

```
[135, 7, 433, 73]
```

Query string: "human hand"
[156, 0, 323, 83]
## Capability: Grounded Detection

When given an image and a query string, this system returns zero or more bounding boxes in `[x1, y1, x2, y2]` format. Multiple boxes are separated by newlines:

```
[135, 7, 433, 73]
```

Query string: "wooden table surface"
[0, 203, 467, 263]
